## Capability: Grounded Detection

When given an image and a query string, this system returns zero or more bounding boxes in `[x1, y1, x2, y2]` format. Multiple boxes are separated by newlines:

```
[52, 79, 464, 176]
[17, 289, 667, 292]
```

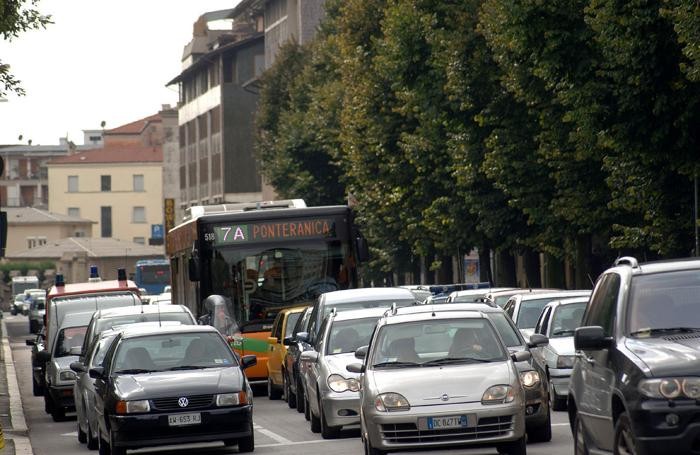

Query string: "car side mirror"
[89, 367, 106, 380]
[282, 336, 293, 346]
[528, 334, 549, 348]
[295, 332, 309, 343]
[70, 361, 86, 373]
[36, 350, 51, 363]
[355, 345, 368, 359]
[575, 326, 612, 351]
[25, 339, 36, 346]
[511, 351, 531, 363]
[300, 351, 319, 362]
[346, 362, 365, 374]
[69, 346, 82, 356]
[240, 355, 257, 370]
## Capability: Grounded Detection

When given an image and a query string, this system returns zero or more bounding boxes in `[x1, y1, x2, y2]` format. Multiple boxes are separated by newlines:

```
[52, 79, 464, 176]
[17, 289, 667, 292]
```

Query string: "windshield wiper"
[114, 368, 155, 374]
[422, 357, 492, 366]
[166, 365, 208, 371]
[372, 361, 421, 368]
[630, 327, 700, 337]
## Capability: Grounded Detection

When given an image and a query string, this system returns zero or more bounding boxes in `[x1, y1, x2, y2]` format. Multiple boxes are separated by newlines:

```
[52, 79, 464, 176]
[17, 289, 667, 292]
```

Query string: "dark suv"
[568, 256, 700, 454]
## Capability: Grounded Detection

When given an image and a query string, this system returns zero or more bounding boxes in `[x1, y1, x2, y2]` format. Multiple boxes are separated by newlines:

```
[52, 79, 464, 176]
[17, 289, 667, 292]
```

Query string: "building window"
[101, 175, 111, 192]
[101, 206, 112, 237]
[133, 174, 144, 192]
[67, 207, 80, 218]
[74, 230, 85, 238]
[68, 176, 79, 192]
[133, 237, 145, 245]
[132, 206, 146, 223]
[26, 236, 47, 249]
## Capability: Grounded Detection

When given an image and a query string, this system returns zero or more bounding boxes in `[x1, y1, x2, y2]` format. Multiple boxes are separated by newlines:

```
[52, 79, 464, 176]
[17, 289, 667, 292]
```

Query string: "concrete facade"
[2, 207, 94, 256]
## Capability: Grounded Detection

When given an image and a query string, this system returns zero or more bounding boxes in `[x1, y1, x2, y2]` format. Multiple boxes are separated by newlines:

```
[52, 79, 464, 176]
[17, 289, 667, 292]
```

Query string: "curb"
[1, 316, 34, 455]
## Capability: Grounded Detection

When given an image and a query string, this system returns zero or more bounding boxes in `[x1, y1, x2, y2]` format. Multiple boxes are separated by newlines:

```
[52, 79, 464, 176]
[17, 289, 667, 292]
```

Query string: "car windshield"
[495, 295, 515, 307]
[370, 318, 506, 368]
[627, 270, 700, 335]
[285, 312, 302, 339]
[550, 303, 587, 337]
[326, 317, 377, 355]
[112, 332, 236, 373]
[54, 326, 88, 357]
[516, 298, 556, 329]
[323, 299, 415, 318]
[486, 313, 522, 347]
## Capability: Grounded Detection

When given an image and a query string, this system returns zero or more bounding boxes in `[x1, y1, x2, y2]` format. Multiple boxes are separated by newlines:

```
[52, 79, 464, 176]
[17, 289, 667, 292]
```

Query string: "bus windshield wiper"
[422, 357, 492, 366]
[372, 361, 421, 368]
[630, 327, 700, 337]
[114, 368, 155, 374]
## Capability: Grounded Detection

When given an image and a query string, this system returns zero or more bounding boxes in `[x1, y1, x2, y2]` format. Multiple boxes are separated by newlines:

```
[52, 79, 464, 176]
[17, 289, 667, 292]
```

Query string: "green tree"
[1, 0, 51, 97]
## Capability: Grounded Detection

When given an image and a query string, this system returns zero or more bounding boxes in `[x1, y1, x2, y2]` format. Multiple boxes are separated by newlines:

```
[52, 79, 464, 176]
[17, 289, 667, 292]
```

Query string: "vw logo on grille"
[178, 397, 189, 408]
[441, 394, 449, 402]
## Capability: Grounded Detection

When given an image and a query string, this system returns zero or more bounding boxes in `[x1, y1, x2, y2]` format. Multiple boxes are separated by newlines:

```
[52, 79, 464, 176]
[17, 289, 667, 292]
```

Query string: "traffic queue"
[15, 255, 700, 455]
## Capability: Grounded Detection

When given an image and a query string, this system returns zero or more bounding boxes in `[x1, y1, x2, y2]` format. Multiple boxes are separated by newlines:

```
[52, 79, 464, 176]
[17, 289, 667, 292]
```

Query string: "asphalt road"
[5, 313, 575, 455]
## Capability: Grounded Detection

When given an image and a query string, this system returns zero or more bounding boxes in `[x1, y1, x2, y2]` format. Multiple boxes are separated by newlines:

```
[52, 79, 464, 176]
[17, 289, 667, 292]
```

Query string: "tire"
[614, 412, 644, 455]
[78, 421, 87, 444]
[497, 434, 527, 455]
[32, 377, 42, 396]
[304, 396, 311, 421]
[237, 422, 255, 453]
[87, 421, 99, 450]
[268, 376, 282, 400]
[319, 398, 341, 439]
[550, 381, 567, 411]
[527, 406, 552, 443]
[98, 436, 110, 455]
[310, 400, 321, 433]
[51, 404, 66, 422]
[44, 389, 53, 414]
[285, 373, 297, 409]
[573, 414, 590, 455]
[296, 377, 305, 414]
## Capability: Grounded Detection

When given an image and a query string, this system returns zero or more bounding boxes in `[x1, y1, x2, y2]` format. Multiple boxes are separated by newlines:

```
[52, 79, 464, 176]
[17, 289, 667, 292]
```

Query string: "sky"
[0, 0, 240, 146]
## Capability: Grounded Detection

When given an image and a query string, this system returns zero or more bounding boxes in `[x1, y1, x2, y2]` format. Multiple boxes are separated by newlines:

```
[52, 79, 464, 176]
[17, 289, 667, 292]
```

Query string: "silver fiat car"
[301, 307, 388, 438]
[348, 308, 528, 455]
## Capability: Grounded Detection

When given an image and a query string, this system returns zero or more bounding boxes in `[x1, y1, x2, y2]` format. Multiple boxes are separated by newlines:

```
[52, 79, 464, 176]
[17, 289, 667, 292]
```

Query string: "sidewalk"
[1, 314, 33, 454]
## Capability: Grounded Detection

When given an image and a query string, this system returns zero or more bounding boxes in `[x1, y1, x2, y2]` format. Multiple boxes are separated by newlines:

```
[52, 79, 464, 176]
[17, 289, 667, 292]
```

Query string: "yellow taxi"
[267, 305, 308, 399]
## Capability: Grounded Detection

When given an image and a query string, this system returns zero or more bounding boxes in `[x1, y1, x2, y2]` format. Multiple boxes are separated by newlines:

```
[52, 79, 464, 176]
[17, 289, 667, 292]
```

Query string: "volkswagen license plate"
[168, 413, 201, 426]
[418, 414, 475, 430]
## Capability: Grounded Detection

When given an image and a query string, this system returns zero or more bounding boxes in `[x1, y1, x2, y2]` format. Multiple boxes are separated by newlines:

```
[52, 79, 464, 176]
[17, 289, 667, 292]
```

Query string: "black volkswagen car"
[283, 306, 313, 414]
[90, 324, 256, 455]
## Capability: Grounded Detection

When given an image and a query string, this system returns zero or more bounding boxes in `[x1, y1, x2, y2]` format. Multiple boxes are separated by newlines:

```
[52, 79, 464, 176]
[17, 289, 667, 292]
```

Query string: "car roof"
[546, 296, 590, 308]
[516, 290, 591, 301]
[321, 287, 416, 304]
[611, 257, 700, 276]
[487, 288, 561, 297]
[450, 287, 514, 297]
[62, 311, 96, 327]
[94, 304, 190, 318]
[382, 309, 485, 325]
[331, 307, 391, 322]
[397, 302, 503, 315]
[119, 323, 219, 339]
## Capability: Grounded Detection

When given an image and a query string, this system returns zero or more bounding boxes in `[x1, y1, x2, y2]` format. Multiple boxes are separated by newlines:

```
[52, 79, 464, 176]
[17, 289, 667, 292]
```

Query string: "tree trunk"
[479, 247, 492, 284]
[523, 248, 542, 288]
[543, 253, 566, 289]
[575, 234, 593, 289]
[495, 250, 517, 287]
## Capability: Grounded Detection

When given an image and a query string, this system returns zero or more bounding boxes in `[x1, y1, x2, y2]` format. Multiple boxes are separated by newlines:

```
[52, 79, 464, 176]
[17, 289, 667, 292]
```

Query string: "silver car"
[349, 308, 529, 455]
[502, 290, 591, 339]
[531, 296, 588, 411]
[300, 307, 388, 438]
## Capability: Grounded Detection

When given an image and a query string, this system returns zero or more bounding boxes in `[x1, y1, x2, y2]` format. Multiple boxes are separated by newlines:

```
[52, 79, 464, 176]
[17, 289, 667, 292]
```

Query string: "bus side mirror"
[188, 256, 200, 282]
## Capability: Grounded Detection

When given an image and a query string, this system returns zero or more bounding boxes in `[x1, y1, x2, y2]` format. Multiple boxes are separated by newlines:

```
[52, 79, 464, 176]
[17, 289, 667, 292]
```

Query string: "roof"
[451, 287, 514, 297]
[47, 145, 162, 165]
[3, 207, 93, 224]
[95, 304, 190, 319]
[486, 288, 561, 297]
[399, 303, 503, 316]
[48, 281, 140, 300]
[383, 309, 484, 325]
[621, 257, 700, 275]
[105, 113, 161, 135]
[120, 323, 219, 339]
[517, 290, 591, 301]
[332, 307, 392, 322]
[7, 237, 165, 260]
[546, 296, 590, 307]
[322, 287, 416, 304]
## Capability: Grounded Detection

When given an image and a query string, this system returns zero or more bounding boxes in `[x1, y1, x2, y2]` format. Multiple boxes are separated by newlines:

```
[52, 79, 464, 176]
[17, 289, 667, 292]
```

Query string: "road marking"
[61, 431, 78, 437]
[257, 439, 335, 448]
[253, 423, 292, 444]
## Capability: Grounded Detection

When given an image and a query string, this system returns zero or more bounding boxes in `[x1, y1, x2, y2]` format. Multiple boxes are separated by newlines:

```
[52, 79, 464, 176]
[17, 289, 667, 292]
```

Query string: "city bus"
[134, 258, 171, 295]
[166, 200, 368, 383]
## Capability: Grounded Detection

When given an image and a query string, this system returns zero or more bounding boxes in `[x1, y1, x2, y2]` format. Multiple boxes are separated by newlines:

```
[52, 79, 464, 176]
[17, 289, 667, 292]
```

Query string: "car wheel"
[614, 412, 643, 455]
[44, 389, 53, 414]
[78, 421, 87, 443]
[319, 398, 341, 439]
[496, 434, 526, 455]
[527, 405, 552, 442]
[237, 422, 255, 453]
[285, 373, 297, 409]
[51, 404, 66, 422]
[550, 381, 567, 411]
[309, 400, 321, 433]
[296, 377, 305, 414]
[573, 414, 589, 455]
[268, 376, 282, 400]
[87, 421, 99, 450]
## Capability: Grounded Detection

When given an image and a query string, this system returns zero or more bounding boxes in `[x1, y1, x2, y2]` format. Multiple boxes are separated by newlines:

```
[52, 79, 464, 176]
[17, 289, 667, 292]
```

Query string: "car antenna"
[587, 273, 595, 287]
[157, 299, 162, 326]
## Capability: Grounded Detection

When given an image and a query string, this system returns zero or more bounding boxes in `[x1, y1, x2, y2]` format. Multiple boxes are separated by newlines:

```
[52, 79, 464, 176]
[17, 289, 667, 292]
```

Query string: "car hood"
[53, 355, 78, 371]
[323, 353, 361, 377]
[626, 336, 700, 376]
[368, 361, 513, 405]
[114, 367, 244, 400]
[547, 337, 575, 356]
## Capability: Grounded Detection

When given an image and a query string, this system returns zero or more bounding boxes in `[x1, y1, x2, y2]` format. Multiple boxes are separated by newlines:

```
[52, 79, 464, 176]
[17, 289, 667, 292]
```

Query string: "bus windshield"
[204, 240, 350, 330]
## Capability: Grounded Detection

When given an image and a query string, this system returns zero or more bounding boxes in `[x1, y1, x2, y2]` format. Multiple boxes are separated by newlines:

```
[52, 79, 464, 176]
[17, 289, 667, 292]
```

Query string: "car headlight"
[59, 370, 76, 382]
[556, 355, 576, 368]
[639, 378, 700, 399]
[115, 399, 150, 414]
[327, 374, 360, 393]
[216, 391, 248, 406]
[375, 393, 410, 412]
[482, 385, 515, 404]
[519, 370, 540, 388]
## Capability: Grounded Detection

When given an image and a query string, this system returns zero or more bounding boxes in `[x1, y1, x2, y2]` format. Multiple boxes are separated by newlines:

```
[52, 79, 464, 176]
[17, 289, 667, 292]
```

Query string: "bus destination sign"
[207, 218, 336, 245]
